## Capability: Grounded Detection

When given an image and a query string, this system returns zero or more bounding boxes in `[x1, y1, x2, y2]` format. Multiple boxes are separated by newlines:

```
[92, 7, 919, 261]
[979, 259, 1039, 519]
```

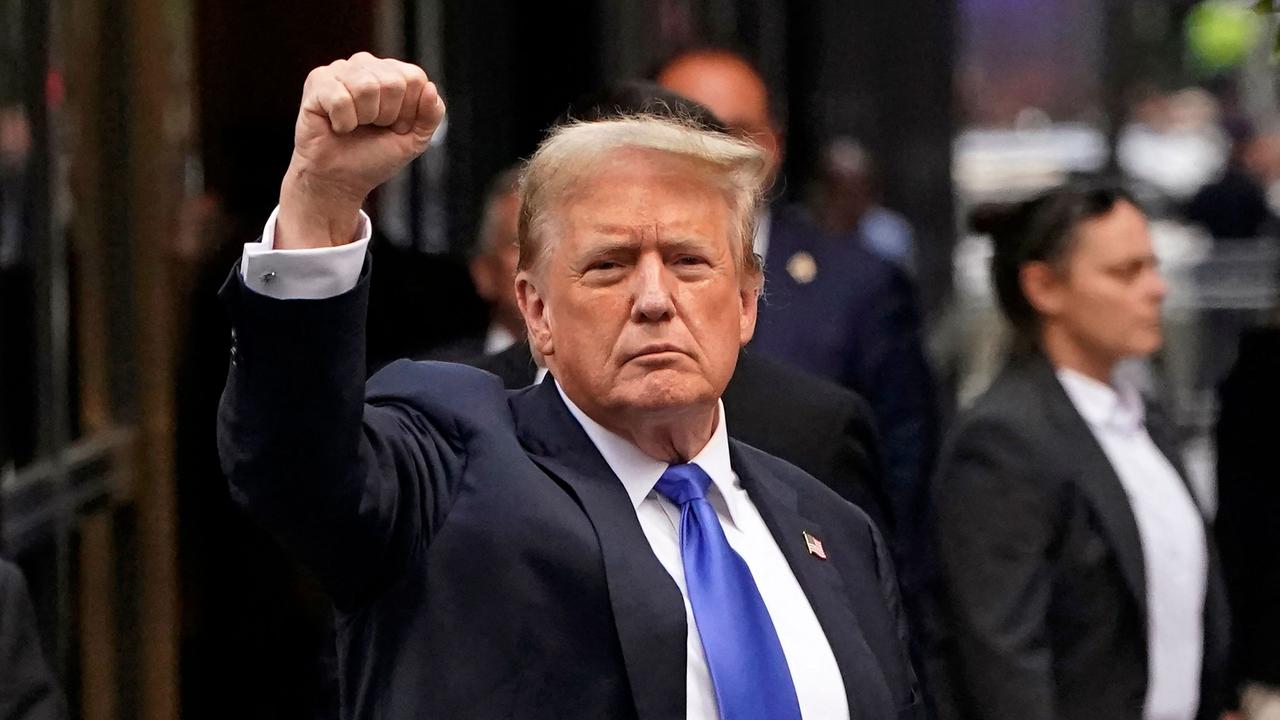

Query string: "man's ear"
[738, 278, 760, 346]
[515, 271, 554, 357]
[1020, 261, 1065, 319]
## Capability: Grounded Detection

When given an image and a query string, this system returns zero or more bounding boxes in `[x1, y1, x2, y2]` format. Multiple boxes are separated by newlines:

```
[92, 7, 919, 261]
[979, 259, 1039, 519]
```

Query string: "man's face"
[657, 54, 781, 184]
[1032, 200, 1168, 363]
[516, 149, 758, 430]
[470, 191, 522, 332]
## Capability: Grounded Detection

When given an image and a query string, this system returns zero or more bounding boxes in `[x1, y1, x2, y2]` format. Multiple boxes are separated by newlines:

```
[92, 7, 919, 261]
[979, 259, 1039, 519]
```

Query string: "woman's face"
[1027, 200, 1168, 364]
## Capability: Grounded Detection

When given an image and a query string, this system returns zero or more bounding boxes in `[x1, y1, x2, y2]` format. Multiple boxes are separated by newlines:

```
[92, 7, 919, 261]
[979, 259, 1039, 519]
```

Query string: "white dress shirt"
[240, 209, 850, 719]
[482, 323, 517, 355]
[1057, 369, 1208, 720]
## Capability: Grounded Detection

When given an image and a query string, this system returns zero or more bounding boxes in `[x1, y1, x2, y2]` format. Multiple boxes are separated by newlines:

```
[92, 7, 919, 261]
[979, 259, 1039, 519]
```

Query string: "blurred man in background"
[812, 136, 918, 279]
[657, 48, 939, 610]
[468, 165, 523, 355]
[427, 164, 524, 360]
[1186, 118, 1277, 241]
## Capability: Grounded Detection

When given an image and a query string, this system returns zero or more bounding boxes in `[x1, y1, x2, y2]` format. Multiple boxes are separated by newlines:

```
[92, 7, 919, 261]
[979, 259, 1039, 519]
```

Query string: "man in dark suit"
[0, 558, 65, 720]
[219, 52, 922, 718]
[1216, 325, 1280, 718]
[933, 186, 1229, 720]
[657, 50, 939, 604]
[418, 165, 525, 365]
[474, 341, 890, 536]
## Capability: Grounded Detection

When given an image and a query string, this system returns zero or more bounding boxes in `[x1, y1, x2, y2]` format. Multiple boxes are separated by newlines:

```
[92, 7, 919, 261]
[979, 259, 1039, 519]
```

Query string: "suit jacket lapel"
[730, 442, 896, 718]
[1022, 355, 1148, 618]
[510, 379, 686, 720]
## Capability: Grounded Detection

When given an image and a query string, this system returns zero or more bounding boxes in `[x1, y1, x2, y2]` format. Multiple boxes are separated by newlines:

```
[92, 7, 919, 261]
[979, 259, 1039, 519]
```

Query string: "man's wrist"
[275, 160, 366, 249]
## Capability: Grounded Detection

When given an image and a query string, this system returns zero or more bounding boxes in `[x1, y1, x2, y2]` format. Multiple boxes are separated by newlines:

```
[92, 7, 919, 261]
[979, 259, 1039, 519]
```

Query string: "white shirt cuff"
[239, 205, 372, 299]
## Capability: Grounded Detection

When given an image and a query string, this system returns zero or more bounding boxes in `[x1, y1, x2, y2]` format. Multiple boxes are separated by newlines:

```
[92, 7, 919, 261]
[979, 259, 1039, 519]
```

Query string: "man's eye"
[675, 256, 706, 266]
[589, 260, 621, 271]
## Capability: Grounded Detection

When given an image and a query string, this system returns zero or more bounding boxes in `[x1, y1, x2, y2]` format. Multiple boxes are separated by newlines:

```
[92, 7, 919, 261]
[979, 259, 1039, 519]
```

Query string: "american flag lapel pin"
[803, 531, 827, 560]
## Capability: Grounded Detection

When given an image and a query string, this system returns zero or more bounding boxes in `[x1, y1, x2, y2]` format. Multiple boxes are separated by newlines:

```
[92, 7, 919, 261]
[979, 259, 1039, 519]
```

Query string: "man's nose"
[1148, 267, 1168, 303]
[631, 255, 675, 322]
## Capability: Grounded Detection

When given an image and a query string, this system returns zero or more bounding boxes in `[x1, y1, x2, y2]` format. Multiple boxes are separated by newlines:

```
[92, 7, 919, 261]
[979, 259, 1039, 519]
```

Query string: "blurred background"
[0, 0, 1276, 718]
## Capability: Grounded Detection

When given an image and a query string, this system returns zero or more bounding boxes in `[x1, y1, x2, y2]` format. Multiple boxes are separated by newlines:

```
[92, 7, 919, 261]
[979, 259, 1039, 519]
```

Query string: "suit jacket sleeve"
[0, 559, 65, 720]
[217, 256, 463, 610]
[933, 416, 1057, 720]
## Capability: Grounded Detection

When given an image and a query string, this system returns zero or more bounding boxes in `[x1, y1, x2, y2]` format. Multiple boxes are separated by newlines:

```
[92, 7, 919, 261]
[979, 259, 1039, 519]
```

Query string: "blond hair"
[516, 114, 769, 284]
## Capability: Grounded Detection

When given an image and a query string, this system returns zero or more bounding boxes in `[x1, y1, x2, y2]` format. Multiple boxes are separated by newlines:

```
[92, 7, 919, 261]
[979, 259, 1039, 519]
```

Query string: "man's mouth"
[625, 343, 688, 363]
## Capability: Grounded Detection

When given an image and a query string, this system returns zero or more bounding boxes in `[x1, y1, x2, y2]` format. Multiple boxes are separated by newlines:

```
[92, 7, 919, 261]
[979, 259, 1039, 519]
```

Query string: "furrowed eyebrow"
[659, 237, 714, 254]
[579, 236, 639, 257]
[576, 235, 640, 260]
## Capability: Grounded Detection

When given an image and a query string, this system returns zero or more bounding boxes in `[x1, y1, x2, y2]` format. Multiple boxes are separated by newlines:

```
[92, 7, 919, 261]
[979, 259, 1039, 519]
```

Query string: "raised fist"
[276, 52, 445, 249]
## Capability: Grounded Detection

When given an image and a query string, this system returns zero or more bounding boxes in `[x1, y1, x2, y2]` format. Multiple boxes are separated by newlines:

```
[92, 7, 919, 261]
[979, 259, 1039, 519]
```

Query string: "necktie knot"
[655, 463, 712, 506]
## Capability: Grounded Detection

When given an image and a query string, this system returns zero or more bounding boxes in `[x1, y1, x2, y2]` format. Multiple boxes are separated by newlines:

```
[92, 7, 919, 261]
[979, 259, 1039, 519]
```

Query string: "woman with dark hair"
[931, 184, 1231, 720]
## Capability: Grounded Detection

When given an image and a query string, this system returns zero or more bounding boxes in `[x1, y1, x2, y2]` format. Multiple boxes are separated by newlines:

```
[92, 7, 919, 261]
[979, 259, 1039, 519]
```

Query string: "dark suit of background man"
[656, 50, 940, 607]
[0, 558, 65, 720]
[932, 186, 1229, 720]
[218, 53, 922, 718]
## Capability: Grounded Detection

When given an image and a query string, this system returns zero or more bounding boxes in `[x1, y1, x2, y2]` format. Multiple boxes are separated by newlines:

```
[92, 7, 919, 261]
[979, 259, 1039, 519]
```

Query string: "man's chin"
[614, 369, 717, 413]
[1130, 328, 1163, 357]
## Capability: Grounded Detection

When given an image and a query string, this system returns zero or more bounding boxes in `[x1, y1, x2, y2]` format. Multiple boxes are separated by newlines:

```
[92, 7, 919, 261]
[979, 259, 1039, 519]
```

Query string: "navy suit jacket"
[752, 207, 939, 596]
[217, 258, 924, 719]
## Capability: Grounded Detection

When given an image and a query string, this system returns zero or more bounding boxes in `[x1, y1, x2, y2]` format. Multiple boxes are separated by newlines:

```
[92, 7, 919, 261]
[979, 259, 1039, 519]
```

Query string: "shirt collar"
[554, 381, 742, 524]
[483, 323, 517, 355]
[1056, 367, 1146, 433]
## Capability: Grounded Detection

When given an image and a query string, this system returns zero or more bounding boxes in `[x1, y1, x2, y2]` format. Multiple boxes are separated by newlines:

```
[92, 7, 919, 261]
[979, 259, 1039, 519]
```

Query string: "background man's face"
[657, 53, 781, 185]
[470, 191, 523, 333]
[520, 148, 758, 426]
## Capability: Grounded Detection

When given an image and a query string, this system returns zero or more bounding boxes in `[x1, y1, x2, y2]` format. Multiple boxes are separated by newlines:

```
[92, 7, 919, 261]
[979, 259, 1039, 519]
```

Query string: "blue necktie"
[655, 463, 803, 720]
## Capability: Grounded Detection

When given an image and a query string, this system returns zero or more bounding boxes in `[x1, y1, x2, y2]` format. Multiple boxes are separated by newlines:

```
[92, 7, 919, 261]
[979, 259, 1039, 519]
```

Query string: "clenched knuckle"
[328, 90, 353, 110]
[349, 78, 379, 101]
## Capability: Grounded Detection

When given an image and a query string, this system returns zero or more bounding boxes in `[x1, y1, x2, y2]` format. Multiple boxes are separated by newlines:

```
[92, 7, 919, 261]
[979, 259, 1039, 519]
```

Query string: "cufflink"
[260, 271, 277, 284]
